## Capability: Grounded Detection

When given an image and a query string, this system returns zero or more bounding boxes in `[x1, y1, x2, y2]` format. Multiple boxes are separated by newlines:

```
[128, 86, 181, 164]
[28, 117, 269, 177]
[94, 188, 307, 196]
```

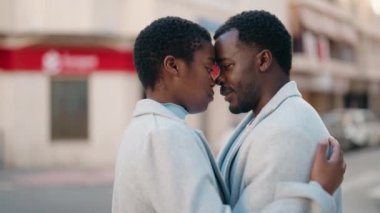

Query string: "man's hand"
[311, 136, 346, 195]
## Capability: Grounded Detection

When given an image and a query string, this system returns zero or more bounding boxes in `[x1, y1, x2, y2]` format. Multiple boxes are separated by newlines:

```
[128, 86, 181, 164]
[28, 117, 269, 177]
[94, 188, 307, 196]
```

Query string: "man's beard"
[229, 96, 252, 114]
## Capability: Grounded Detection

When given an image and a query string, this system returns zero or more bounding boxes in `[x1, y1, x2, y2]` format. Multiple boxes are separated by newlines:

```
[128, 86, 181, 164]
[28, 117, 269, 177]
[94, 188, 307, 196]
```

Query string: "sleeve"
[231, 127, 339, 213]
[260, 181, 338, 213]
[140, 128, 232, 213]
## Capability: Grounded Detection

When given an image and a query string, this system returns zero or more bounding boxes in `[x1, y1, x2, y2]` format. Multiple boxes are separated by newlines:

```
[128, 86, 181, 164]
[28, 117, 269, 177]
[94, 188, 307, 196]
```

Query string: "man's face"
[177, 41, 215, 113]
[214, 29, 263, 114]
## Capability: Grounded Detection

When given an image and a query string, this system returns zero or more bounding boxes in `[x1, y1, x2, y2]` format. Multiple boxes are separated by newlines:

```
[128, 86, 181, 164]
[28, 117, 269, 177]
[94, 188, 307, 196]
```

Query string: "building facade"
[0, 0, 379, 168]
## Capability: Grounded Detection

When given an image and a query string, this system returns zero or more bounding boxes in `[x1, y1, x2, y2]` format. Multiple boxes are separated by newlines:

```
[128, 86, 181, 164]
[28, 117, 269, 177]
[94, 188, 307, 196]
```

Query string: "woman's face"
[175, 41, 215, 113]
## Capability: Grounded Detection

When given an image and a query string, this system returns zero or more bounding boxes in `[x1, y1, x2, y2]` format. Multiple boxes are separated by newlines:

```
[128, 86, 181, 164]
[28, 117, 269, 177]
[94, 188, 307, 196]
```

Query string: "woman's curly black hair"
[134, 17, 211, 89]
[214, 10, 292, 74]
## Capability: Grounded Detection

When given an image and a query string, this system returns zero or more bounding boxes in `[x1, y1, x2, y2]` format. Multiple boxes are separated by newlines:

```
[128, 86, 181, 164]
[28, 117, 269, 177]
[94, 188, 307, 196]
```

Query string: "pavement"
[341, 147, 380, 213]
[0, 168, 114, 191]
[369, 185, 380, 200]
[1, 147, 380, 213]
[0, 168, 114, 213]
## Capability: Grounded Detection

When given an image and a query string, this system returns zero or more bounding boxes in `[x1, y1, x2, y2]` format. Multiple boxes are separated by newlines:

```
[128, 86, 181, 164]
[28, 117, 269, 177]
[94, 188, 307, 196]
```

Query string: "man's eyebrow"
[215, 50, 239, 63]
[215, 57, 228, 63]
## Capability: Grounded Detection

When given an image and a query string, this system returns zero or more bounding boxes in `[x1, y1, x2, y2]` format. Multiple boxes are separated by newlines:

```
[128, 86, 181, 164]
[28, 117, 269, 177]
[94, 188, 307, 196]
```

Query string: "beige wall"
[1, 0, 380, 167]
[249, 0, 291, 29]
[0, 0, 290, 37]
[0, 73, 50, 167]
[0, 73, 4, 133]
[0, 0, 14, 32]
[186, 89, 236, 156]
[0, 0, 152, 36]
[153, 0, 290, 33]
[120, 0, 156, 37]
[204, 92, 233, 156]
[1, 0, 94, 34]
[0, 73, 5, 166]
[369, 82, 380, 117]
[88, 72, 141, 167]
[0, 72, 141, 168]
[155, 0, 233, 24]
[366, 38, 380, 80]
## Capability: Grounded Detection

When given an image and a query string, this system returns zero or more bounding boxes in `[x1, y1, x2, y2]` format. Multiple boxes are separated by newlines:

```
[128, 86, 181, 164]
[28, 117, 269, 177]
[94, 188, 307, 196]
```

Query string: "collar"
[162, 103, 188, 120]
[217, 81, 302, 173]
[249, 81, 302, 128]
[132, 99, 187, 123]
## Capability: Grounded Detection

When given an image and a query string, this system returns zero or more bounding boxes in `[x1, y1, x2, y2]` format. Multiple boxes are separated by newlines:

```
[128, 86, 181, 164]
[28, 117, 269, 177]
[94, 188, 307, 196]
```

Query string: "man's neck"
[253, 76, 290, 115]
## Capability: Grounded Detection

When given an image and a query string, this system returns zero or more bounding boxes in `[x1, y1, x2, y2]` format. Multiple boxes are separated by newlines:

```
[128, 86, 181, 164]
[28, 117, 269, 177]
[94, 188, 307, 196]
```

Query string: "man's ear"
[163, 55, 179, 76]
[256, 49, 272, 72]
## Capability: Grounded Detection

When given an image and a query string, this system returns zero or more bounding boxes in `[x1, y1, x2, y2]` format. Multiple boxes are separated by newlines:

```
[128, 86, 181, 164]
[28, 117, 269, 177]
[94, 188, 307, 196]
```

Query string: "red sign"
[0, 45, 135, 75]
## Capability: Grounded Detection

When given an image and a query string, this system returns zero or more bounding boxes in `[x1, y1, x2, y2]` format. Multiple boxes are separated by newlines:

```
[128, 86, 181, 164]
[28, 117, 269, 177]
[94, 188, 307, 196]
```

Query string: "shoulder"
[119, 114, 206, 164]
[254, 97, 328, 141]
[118, 114, 198, 163]
[276, 97, 322, 123]
[246, 124, 314, 152]
[127, 113, 191, 137]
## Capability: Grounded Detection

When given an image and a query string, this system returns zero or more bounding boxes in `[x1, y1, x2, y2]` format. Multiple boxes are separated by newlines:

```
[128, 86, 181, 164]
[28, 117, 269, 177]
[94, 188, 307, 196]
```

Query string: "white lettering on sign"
[42, 50, 61, 75]
[42, 49, 99, 75]
[61, 53, 99, 71]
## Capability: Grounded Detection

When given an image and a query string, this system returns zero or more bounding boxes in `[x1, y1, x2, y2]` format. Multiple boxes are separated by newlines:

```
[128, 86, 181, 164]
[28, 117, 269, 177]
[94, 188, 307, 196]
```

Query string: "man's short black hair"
[214, 10, 292, 74]
[134, 16, 211, 89]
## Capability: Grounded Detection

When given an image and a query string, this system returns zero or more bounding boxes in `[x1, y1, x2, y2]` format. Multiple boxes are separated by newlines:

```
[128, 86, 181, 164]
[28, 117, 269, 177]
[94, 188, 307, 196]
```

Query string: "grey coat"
[112, 99, 230, 213]
[112, 97, 340, 213]
[217, 81, 342, 213]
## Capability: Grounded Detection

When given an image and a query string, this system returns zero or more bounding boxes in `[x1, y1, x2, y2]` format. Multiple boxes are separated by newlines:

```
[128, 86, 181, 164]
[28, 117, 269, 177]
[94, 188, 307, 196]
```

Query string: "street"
[342, 147, 380, 213]
[0, 169, 113, 213]
[0, 147, 379, 213]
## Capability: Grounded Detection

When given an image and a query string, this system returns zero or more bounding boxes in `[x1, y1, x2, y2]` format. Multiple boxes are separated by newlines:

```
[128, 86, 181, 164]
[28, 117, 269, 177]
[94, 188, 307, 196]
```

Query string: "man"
[112, 16, 344, 213]
[214, 10, 342, 212]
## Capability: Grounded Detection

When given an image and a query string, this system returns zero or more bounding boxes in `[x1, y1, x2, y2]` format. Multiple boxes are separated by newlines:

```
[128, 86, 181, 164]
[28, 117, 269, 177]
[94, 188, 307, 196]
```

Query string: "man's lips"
[206, 89, 214, 100]
[220, 87, 233, 96]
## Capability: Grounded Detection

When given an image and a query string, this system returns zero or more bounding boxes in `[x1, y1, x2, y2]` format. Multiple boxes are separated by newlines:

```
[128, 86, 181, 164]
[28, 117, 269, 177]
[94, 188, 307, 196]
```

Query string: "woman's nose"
[214, 73, 224, 86]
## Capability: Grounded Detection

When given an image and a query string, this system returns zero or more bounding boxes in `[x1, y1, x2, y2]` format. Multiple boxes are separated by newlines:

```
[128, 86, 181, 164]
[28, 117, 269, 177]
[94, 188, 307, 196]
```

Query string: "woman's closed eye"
[205, 66, 213, 74]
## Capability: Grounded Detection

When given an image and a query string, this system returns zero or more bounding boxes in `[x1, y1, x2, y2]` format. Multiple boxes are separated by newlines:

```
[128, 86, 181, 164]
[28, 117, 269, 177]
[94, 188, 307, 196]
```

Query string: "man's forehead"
[215, 29, 239, 46]
[215, 49, 239, 62]
[215, 38, 240, 61]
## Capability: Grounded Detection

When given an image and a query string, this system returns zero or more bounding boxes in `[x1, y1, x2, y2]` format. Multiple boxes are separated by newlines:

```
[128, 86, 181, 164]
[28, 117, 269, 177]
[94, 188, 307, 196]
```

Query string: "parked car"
[322, 109, 380, 150]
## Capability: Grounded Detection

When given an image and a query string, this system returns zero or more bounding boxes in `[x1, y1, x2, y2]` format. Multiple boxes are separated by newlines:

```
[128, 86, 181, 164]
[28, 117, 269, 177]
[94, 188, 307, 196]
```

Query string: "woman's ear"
[256, 49, 272, 72]
[163, 55, 179, 76]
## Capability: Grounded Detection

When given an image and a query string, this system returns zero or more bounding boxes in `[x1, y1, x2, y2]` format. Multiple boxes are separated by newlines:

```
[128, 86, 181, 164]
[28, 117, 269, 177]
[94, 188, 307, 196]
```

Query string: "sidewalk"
[0, 168, 114, 191]
[369, 185, 380, 204]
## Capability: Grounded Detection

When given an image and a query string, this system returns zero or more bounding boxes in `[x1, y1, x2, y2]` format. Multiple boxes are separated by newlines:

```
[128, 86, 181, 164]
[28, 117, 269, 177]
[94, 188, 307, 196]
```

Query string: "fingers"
[312, 136, 346, 194]
[315, 138, 329, 162]
[328, 136, 341, 162]
[328, 136, 347, 175]
[343, 161, 347, 173]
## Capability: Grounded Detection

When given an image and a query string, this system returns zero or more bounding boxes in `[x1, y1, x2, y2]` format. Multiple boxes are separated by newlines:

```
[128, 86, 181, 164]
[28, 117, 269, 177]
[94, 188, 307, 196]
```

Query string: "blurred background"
[0, 0, 379, 212]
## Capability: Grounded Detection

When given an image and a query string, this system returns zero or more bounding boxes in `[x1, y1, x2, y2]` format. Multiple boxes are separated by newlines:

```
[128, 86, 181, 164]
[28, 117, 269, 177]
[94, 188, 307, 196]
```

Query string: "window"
[344, 93, 368, 108]
[293, 34, 304, 53]
[302, 31, 318, 58]
[51, 78, 88, 140]
[329, 40, 356, 62]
